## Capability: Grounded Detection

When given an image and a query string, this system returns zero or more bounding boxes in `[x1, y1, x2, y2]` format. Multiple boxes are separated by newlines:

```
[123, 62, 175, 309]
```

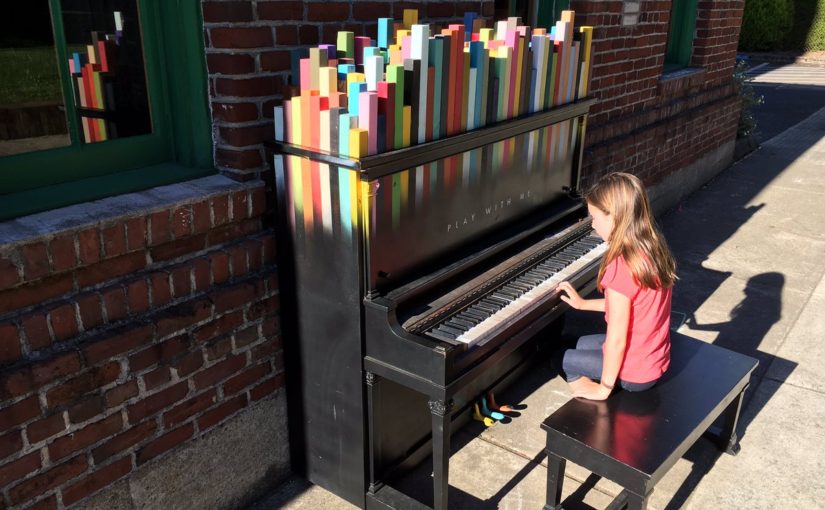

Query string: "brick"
[171, 206, 193, 239]
[257, 1, 303, 21]
[211, 251, 231, 284]
[125, 217, 148, 252]
[27, 412, 67, 442]
[425, 2, 454, 18]
[0, 322, 22, 363]
[0, 429, 23, 459]
[149, 233, 208, 263]
[0, 255, 21, 289]
[210, 281, 257, 314]
[202, 1, 253, 23]
[194, 311, 244, 344]
[21, 242, 50, 281]
[170, 266, 192, 299]
[260, 50, 290, 72]
[104, 380, 139, 408]
[28, 494, 57, 510]
[92, 420, 157, 464]
[234, 325, 260, 348]
[127, 382, 188, 423]
[228, 245, 248, 277]
[77, 294, 103, 331]
[275, 25, 298, 45]
[76, 252, 147, 288]
[298, 24, 320, 45]
[0, 451, 41, 489]
[68, 396, 104, 424]
[247, 240, 263, 271]
[102, 286, 128, 323]
[150, 272, 172, 307]
[223, 362, 271, 396]
[206, 53, 255, 75]
[26, 351, 83, 390]
[136, 423, 194, 465]
[83, 324, 154, 365]
[354, 1, 392, 19]
[49, 234, 77, 273]
[129, 335, 188, 373]
[191, 200, 211, 235]
[198, 394, 248, 431]
[247, 294, 279, 321]
[48, 303, 77, 342]
[210, 27, 273, 49]
[205, 335, 233, 361]
[143, 367, 171, 391]
[262, 234, 276, 264]
[149, 210, 171, 245]
[193, 354, 246, 390]
[49, 413, 123, 461]
[163, 389, 218, 428]
[0, 396, 40, 432]
[155, 298, 212, 338]
[307, 2, 349, 21]
[211, 102, 258, 123]
[231, 190, 250, 220]
[174, 350, 204, 377]
[192, 258, 211, 293]
[62, 456, 132, 506]
[250, 373, 285, 401]
[8, 455, 88, 505]
[101, 223, 127, 258]
[211, 195, 230, 227]
[215, 148, 263, 170]
[127, 279, 150, 314]
[45, 362, 121, 409]
[0, 273, 73, 314]
[215, 77, 281, 99]
[77, 228, 102, 265]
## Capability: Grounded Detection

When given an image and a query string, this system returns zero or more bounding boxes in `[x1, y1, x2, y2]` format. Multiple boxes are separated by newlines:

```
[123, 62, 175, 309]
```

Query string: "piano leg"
[366, 372, 383, 494]
[428, 399, 453, 510]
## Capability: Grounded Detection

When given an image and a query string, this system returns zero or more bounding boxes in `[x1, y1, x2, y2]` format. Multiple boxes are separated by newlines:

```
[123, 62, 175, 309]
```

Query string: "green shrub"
[739, 0, 795, 52]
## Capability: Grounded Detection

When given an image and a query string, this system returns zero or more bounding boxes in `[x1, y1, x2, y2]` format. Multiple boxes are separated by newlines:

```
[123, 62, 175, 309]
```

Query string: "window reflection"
[61, 0, 152, 143]
[0, 2, 70, 157]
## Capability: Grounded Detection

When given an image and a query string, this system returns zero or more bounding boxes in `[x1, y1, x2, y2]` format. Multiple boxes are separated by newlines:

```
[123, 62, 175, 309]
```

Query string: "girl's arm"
[572, 287, 630, 400]
[600, 288, 630, 389]
[557, 281, 605, 312]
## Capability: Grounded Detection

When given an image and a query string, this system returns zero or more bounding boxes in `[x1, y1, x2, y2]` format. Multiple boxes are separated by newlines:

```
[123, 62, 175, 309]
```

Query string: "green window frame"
[0, 0, 213, 221]
[536, 0, 570, 30]
[664, 0, 699, 72]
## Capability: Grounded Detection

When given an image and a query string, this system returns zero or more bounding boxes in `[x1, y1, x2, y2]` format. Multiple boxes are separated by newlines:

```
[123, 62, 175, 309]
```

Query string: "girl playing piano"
[556, 172, 677, 400]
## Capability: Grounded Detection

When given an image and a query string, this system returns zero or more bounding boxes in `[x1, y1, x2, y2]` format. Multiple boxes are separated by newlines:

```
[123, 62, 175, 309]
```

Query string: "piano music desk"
[541, 333, 758, 510]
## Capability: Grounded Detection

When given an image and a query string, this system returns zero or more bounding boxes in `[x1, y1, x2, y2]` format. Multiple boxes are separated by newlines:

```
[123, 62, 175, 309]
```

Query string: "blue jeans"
[561, 334, 659, 392]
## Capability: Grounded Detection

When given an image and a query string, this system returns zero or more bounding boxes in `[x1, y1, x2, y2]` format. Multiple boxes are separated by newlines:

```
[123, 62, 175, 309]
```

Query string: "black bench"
[541, 333, 758, 510]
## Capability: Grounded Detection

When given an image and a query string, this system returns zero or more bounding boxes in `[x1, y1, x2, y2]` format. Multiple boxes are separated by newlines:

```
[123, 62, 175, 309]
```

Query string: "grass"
[0, 46, 64, 105]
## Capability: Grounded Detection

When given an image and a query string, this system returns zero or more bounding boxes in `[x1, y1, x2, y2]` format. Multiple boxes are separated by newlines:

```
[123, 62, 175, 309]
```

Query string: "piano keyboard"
[425, 234, 607, 347]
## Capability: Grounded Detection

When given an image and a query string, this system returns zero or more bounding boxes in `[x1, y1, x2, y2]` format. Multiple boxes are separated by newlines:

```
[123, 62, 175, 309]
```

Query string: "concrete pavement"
[250, 76, 825, 509]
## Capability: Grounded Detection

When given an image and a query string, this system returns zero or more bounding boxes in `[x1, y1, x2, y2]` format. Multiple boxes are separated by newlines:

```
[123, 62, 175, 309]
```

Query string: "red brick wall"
[0, 183, 283, 509]
[570, 0, 745, 187]
[203, 0, 495, 182]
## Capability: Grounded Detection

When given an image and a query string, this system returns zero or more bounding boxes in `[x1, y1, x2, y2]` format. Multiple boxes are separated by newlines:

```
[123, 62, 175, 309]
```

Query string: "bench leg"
[544, 452, 566, 510]
[719, 387, 746, 456]
[605, 489, 650, 510]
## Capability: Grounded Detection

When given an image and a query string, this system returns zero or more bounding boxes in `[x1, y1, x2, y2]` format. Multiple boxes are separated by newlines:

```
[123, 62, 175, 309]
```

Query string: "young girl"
[556, 172, 677, 400]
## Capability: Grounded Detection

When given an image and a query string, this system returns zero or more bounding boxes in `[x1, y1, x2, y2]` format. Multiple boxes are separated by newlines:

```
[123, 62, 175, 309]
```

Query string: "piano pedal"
[487, 391, 514, 414]
[472, 403, 496, 427]
[480, 397, 505, 421]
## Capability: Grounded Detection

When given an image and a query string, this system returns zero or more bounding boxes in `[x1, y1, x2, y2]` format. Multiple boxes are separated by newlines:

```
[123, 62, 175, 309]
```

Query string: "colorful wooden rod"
[274, 9, 593, 159]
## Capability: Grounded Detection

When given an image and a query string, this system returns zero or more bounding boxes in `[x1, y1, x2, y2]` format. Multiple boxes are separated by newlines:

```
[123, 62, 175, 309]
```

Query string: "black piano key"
[507, 282, 530, 293]
[475, 302, 499, 313]
[437, 324, 463, 337]
[486, 295, 509, 306]
[515, 276, 537, 286]
[429, 328, 457, 342]
[462, 308, 488, 321]
[455, 314, 480, 326]
[497, 288, 520, 299]
[448, 317, 475, 330]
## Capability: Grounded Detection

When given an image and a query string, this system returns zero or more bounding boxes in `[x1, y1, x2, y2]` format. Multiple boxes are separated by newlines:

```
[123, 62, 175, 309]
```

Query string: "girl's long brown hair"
[586, 172, 677, 290]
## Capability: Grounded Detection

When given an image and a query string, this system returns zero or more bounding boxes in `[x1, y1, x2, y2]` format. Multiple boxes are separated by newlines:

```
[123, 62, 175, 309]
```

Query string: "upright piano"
[271, 97, 602, 510]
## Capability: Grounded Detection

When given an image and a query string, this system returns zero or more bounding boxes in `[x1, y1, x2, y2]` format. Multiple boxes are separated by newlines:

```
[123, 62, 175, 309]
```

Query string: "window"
[493, 0, 570, 31]
[0, 0, 213, 221]
[664, 0, 698, 72]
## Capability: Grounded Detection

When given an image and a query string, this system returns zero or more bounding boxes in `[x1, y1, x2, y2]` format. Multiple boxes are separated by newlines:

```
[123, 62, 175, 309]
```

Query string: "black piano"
[270, 97, 601, 510]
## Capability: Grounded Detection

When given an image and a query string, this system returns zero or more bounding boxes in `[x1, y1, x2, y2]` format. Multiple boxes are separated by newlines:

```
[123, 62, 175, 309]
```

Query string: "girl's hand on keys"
[558, 281, 584, 310]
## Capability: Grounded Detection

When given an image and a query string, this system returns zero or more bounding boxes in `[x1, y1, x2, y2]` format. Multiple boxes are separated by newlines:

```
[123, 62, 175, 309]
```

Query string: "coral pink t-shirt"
[601, 256, 672, 383]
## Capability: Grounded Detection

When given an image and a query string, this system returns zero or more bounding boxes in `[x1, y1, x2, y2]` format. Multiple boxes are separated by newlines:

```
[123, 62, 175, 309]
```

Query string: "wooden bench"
[541, 333, 758, 510]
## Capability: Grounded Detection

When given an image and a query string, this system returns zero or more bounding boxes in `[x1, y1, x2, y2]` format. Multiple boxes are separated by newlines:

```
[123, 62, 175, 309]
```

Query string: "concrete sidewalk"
[250, 105, 825, 510]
